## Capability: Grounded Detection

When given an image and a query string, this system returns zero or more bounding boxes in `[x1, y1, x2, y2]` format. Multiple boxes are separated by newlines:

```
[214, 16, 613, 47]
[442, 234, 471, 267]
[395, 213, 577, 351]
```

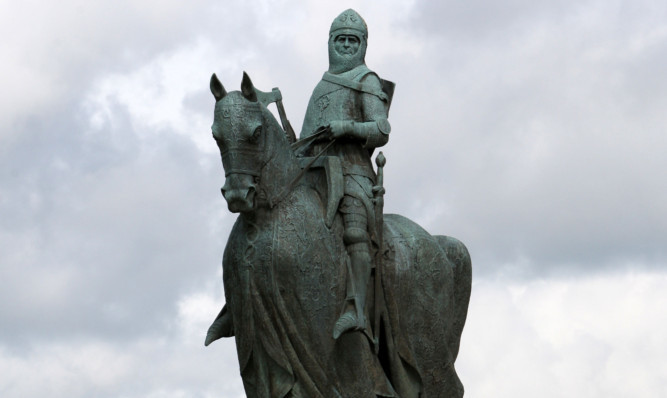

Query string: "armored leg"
[333, 196, 372, 339]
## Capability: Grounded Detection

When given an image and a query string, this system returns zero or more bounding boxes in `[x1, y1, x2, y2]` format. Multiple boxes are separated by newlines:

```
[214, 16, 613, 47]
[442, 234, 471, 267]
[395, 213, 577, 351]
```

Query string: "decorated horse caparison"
[203, 72, 472, 398]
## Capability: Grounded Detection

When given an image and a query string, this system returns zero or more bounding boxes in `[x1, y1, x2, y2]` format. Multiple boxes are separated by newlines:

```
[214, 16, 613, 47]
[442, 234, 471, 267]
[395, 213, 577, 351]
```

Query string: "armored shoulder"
[356, 71, 391, 146]
[358, 71, 381, 87]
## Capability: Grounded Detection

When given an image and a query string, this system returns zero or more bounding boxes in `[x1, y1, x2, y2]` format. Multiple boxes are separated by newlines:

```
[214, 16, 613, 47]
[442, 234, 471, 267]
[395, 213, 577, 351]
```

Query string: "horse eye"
[249, 126, 261, 142]
[213, 134, 225, 148]
[212, 129, 225, 147]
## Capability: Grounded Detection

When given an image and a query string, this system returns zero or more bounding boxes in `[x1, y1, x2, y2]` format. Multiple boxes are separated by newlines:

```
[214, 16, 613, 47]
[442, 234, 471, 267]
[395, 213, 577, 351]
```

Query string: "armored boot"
[334, 243, 372, 339]
[333, 206, 372, 339]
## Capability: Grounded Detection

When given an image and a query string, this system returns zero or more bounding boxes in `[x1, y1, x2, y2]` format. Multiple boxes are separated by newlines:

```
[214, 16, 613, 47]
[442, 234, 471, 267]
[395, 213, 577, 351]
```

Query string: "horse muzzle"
[221, 174, 256, 213]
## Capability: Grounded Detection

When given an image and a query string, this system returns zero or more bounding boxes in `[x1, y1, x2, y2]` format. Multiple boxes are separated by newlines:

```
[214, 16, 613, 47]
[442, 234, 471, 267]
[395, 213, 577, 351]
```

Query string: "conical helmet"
[328, 9, 368, 74]
[329, 8, 368, 40]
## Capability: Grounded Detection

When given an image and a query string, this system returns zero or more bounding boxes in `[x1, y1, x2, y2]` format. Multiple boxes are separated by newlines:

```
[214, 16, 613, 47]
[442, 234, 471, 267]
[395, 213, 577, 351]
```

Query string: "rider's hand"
[329, 120, 354, 139]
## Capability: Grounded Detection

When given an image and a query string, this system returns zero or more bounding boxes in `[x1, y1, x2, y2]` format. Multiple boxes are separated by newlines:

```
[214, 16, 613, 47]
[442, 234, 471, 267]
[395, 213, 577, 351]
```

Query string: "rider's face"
[334, 34, 360, 56]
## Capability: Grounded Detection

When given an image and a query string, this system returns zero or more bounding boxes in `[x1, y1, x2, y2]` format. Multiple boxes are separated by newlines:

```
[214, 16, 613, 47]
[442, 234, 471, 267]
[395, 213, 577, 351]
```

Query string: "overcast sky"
[1, 0, 666, 397]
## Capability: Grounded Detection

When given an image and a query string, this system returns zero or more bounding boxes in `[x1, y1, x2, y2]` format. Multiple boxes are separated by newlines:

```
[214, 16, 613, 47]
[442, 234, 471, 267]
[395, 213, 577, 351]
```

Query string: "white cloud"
[83, 37, 252, 154]
[0, 0, 203, 138]
[458, 270, 667, 397]
[2, 270, 664, 397]
[0, 287, 244, 398]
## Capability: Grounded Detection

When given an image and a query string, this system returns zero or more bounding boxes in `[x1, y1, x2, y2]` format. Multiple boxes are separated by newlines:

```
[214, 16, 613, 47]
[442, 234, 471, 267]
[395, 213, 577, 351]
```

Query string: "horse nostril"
[221, 179, 233, 198]
[246, 186, 256, 199]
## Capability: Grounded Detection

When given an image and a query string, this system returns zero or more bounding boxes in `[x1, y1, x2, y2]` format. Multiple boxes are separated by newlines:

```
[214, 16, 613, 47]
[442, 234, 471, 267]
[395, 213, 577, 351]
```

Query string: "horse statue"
[205, 72, 472, 398]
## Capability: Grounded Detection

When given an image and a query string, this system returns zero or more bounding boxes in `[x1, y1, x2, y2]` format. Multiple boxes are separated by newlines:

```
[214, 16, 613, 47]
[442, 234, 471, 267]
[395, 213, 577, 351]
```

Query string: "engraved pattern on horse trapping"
[232, 217, 275, 302]
[243, 221, 258, 270]
[216, 96, 261, 150]
[379, 222, 459, 395]
[275, 194, 335, 316]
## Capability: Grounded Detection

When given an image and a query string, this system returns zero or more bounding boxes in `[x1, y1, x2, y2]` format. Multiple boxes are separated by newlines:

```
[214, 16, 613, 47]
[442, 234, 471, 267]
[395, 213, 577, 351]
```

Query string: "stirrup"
[333, 311, 358, 339]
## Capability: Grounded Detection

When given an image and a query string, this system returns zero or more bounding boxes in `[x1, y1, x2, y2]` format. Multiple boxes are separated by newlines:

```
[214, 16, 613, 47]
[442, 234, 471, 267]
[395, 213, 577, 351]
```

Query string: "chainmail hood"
[328, 9, 368, 74]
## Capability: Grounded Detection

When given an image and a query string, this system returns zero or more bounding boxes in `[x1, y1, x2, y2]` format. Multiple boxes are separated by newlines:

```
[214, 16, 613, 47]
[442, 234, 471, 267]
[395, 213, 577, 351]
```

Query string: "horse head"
[210, 72, 299, 213]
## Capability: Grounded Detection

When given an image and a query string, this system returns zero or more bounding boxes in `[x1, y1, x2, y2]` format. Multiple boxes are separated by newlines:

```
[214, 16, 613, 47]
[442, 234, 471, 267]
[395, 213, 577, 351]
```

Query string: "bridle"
[217, 99, 334, 210]
[216, 101, 275, 180]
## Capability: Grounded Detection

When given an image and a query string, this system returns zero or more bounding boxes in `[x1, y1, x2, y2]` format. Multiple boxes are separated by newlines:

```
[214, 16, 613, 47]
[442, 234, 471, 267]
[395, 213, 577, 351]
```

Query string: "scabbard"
[372, 152, 386, 354]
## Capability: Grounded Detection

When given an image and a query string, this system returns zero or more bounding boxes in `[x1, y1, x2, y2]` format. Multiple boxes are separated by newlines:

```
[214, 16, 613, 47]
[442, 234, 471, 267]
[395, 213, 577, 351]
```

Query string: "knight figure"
[300, 8, 393, 339]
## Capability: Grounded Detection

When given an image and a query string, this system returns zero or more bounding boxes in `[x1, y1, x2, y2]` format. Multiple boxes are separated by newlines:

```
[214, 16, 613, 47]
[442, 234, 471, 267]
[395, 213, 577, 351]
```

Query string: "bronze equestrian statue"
[204, 9, 472, 398]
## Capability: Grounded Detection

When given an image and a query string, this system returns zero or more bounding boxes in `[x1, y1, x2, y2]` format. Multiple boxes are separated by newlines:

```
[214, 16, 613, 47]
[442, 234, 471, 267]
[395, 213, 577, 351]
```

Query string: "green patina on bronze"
[204, 9, 472, 397]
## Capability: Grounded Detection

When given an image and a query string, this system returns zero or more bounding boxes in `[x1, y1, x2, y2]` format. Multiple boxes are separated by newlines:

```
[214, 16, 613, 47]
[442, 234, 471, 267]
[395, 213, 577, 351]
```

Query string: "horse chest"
[224, 209, 342, 297]
[223, 219, 275, 293]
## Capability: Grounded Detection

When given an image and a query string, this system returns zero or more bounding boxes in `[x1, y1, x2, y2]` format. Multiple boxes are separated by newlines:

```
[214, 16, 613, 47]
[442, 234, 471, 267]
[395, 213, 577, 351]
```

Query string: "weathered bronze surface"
[205, 9, 472, 397]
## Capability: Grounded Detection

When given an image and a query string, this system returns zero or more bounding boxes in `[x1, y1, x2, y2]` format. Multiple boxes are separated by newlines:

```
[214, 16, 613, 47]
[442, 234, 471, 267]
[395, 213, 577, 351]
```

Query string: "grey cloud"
[372, 0, 667, 277]
[2, 0, 279, 141]
[0, 0, 305, 346]
[0, 96, 233, 345]
[406, 0, 567, 41]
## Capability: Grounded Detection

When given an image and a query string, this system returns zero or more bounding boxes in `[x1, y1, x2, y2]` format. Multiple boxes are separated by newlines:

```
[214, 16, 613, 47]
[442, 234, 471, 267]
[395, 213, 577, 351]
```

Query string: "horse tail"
[436, 235, 472, 362]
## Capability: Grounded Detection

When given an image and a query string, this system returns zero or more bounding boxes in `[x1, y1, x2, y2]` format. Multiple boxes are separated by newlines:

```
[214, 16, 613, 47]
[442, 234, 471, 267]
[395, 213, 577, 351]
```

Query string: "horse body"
[210, 73, 471, 397]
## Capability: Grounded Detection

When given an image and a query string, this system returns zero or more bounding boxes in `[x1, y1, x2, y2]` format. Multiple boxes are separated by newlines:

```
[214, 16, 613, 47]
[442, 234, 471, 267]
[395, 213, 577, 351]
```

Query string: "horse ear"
[241, 71, 258, 102]
[210, 73, 227, 101]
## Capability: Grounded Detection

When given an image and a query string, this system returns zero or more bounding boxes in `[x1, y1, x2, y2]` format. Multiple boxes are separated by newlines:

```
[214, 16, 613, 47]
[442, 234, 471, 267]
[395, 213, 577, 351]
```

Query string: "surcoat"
[300, 64, 390, 182]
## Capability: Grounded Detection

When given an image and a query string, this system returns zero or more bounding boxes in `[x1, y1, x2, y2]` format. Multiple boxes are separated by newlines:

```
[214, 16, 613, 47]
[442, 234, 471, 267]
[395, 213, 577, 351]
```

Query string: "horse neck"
[257, 108, 301, 208]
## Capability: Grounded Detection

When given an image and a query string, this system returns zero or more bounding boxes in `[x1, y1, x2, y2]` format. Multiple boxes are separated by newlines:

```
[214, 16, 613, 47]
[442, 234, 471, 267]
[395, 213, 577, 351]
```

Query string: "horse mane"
[259, 104, 294, 153]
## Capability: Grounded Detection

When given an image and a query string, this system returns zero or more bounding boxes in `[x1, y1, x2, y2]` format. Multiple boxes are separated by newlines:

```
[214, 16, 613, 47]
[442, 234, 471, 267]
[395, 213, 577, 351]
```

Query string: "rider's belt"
[322, 72, 388, 102]
[343, 163, 375, 180]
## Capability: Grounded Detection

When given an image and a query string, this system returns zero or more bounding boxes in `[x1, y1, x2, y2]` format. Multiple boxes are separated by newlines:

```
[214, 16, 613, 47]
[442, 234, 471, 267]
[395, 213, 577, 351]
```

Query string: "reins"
[268, 128, 335, 208]
[290, 126, 329, 154]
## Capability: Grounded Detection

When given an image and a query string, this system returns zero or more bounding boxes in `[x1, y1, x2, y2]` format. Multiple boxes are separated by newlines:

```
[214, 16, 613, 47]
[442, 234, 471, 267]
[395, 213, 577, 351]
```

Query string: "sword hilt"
[374, 152, 386, 199]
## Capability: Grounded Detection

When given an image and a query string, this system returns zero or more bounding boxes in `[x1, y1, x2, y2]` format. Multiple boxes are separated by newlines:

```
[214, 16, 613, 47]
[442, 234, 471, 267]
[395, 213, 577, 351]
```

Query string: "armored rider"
[300, 9, 392, 340]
